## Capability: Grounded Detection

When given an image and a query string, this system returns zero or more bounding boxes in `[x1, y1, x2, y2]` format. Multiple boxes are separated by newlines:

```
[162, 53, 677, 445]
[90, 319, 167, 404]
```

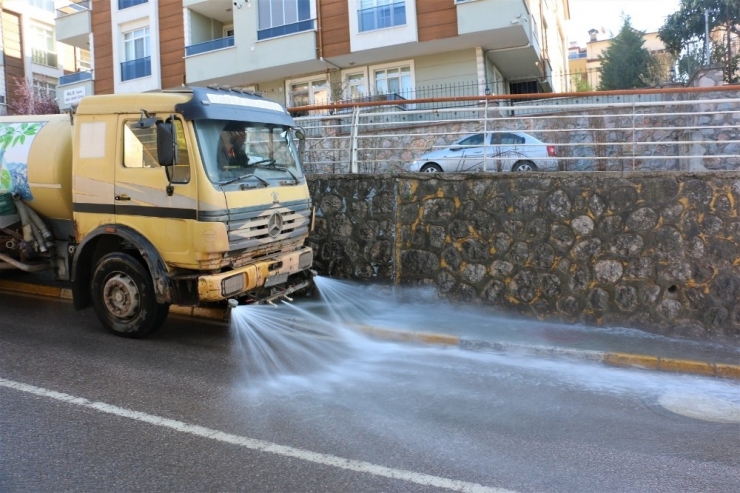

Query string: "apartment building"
[569, 28, 671, 90]
[54, 0, 570, 110]
[0, 0, 86, 114]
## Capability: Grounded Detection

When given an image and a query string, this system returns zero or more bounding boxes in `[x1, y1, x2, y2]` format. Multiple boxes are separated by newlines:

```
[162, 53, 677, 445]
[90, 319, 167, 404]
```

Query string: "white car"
[406, 131, 558, 173]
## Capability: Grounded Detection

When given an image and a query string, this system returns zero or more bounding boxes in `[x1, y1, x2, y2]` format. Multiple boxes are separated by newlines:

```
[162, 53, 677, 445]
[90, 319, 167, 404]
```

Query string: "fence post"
[483, 97, 489, 172]
[632, 101, 636, 171]
[349, 106, 360, 173]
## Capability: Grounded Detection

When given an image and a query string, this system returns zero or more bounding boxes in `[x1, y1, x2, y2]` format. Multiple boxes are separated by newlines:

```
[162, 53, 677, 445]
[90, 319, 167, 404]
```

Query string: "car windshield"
[194, 119, 304, 186]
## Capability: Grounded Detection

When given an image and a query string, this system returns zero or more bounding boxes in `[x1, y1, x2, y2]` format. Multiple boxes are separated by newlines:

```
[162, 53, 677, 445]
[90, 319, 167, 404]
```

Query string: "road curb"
[3, 279, 739, 380]
[0, 280, 73, 300]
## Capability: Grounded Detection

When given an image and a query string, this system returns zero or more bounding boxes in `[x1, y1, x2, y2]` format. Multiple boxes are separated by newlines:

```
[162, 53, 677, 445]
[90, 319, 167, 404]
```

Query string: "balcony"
[121, 56, 151, 82]
[56, 0, 91, 49]
[31, 49, 58, 68]
[59, 70, 92, 86]
[119, 0, 147, 9]
[185, 36, 234, 56]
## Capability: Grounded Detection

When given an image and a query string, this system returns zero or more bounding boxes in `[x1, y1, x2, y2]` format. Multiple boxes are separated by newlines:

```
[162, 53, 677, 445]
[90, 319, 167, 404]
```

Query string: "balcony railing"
[31, 49, 58, 68]
[56, 0, 90, 17]
[185, 36, 234, 56]
[119, 0, 147, 9]
[59, 70, 92, 86]
[257, 19, 315, 41]
[121, 56, 151, 82]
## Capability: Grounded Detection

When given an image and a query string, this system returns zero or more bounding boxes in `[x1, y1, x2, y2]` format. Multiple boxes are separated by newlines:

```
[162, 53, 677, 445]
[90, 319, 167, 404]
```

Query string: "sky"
[566, 0, 682, 46]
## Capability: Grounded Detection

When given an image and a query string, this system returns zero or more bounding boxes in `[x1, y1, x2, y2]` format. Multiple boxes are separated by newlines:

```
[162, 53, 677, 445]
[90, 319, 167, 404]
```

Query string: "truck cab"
[45, 86, 313, 337]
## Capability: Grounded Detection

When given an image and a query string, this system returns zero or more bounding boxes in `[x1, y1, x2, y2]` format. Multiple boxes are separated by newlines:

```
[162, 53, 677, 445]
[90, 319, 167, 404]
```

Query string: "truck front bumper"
[197, 246, 313, 302]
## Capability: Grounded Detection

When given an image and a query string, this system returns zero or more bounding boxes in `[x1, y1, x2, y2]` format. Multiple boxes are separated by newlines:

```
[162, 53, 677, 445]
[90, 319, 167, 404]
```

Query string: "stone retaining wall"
[308, 171, 740, 346]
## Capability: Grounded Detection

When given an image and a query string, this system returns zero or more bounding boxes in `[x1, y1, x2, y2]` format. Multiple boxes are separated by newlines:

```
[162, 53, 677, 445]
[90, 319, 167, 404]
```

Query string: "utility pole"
[705, 9, 711, 64]
[727, 1, 733, 81]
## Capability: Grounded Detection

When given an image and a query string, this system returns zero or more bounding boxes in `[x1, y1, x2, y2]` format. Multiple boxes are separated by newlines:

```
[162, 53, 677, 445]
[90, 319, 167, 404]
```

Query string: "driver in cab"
[219, 125, 250, 168]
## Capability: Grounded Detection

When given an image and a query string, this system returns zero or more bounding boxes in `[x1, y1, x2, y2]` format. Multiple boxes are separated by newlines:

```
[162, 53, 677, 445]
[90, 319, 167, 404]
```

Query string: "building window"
[30, 24, 57, 68]
[258, 0, 313, 41]
[373, 65, 411, 98]
[28, 0, 55, 12]
[33, 77, 57, 99]
[358, 0, 406, 32]
[288, 77, 328, 116]
[121, 27, 151, 81]
[124, 119, 190, 183]
[346, 73, 367, 100]
[77, 49, 92, 72]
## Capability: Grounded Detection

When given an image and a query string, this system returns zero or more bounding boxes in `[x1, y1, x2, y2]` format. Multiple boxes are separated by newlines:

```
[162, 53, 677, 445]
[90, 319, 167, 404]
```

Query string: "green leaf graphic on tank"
[0, 122, 46, 200]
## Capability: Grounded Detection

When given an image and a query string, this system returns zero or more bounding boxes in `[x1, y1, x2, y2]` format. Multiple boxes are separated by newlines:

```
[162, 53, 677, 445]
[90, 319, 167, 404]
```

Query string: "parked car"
[405, 131, 557, 173]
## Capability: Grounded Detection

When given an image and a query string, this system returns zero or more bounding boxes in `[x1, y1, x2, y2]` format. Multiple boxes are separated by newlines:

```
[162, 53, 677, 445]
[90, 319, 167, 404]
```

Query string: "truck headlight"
[299, 250, 312, 270]
[222, 274, 245, 297]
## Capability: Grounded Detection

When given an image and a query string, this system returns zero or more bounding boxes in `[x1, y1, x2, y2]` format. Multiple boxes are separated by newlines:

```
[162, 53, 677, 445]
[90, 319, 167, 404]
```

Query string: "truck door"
[114, 116, 197, 264]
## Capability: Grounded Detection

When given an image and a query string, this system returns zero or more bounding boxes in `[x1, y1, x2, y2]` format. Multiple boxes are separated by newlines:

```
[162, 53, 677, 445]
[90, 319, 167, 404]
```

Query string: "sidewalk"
[2, 271, 739, 380]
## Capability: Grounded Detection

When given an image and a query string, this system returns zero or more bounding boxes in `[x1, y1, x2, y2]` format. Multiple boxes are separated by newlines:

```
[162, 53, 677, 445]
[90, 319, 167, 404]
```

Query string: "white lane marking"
[0, 377, 514, 493]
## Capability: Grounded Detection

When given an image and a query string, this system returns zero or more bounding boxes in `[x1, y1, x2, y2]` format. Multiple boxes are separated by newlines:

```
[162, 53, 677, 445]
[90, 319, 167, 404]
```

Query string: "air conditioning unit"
[454, 0, 477, 4]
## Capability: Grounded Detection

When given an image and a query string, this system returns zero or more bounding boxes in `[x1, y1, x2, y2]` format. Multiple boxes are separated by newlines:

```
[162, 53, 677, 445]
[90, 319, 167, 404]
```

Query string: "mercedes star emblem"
[268, 212, 283, 238]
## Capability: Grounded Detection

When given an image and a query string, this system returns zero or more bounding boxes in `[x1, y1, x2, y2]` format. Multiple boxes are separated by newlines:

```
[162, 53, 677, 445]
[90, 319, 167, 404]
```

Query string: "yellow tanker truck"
[0, 86, 314, 337]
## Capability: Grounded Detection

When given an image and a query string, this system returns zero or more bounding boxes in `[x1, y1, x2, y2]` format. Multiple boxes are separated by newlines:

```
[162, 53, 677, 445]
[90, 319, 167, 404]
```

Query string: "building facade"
[0, 0, 87, 114]
[53, 0, 571, 110]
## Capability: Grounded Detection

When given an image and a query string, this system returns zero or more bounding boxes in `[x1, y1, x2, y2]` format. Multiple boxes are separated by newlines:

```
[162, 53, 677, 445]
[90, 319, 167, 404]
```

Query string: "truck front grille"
[227, 202, 311, 252]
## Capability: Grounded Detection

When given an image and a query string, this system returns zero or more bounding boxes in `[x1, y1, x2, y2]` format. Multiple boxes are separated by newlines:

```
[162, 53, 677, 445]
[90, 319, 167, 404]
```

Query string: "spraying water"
[229, 276, 382, 385]
[230, 276, 740, 422]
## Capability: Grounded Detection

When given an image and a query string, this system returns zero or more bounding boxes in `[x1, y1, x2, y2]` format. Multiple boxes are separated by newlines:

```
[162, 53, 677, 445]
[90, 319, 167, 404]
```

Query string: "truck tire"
[91, 252, 169, 338]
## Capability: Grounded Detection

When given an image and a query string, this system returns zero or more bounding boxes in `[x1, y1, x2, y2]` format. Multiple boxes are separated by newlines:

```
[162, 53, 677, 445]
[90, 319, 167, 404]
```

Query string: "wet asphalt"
[1, 291, 739, 492]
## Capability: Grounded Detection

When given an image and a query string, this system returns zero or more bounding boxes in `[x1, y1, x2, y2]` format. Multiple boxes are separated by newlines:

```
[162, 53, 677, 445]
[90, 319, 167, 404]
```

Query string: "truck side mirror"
[295, 127, 306, 157]
[156, 120, 178, 166]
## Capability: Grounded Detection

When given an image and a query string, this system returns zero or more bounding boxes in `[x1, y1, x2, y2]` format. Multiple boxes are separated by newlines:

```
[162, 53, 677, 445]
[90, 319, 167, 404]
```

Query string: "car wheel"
[420, 163, 443, 173]
[513, 160, 537, 172]
[91, 252, 169, 338]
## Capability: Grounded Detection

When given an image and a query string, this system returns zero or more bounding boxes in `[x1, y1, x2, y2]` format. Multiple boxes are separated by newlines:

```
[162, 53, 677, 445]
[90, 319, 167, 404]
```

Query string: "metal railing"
[56, 0, 91, 17]
[119, 0, 147, 9]
[257, 19, 315, 41]
[31, 49, 58, 68]
[120, 56, 151, 81]
[185, 36, 235, 56]
[292, 85, 740, 175]
[59, 70, 92, 86]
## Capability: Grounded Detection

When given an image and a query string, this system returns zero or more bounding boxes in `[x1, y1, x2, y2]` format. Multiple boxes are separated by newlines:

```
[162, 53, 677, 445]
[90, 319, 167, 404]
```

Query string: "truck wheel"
[91, 252, 169, 338]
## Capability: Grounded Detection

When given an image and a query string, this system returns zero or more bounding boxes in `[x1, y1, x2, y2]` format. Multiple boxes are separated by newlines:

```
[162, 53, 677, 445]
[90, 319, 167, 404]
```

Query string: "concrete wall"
[308, 171, 740, 346]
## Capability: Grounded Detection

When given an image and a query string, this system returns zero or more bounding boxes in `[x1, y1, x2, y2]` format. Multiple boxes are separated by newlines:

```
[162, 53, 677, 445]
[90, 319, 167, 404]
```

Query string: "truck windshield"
[194, 120, 305, 186]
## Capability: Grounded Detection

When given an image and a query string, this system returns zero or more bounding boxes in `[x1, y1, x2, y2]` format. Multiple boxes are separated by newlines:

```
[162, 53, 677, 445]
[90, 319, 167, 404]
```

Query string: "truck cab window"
[195, 119, 304, 186]
[123, 119, 191, 183]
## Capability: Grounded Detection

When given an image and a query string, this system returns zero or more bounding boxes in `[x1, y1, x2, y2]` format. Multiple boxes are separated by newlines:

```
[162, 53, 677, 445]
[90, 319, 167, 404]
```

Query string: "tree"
[571, 73, 593, 92]
[598, 17, 659, 90]
[7, 77, 60, 116]
[658, 0, 740, 83]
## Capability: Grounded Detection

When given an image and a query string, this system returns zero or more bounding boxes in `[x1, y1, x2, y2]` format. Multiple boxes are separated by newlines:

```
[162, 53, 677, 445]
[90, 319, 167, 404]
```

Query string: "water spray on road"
[229, 276, 740, 422]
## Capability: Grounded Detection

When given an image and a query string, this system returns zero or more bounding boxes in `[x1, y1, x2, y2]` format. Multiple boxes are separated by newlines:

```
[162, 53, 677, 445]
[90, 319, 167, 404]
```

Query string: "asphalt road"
[1, 292, 739, 492]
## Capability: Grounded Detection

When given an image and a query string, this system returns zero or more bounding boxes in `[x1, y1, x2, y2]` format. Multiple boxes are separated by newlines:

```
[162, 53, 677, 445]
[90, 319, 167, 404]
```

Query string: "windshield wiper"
[252, 159, 300, 185]
[218, 173, 269, 187]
